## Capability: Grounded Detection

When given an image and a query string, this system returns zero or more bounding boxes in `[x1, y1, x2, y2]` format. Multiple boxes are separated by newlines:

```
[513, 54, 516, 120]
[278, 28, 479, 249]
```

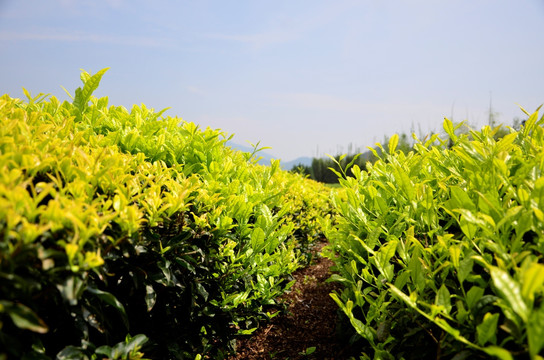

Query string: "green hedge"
[0, 69, 333, 359]
[326, 111, 544, 359]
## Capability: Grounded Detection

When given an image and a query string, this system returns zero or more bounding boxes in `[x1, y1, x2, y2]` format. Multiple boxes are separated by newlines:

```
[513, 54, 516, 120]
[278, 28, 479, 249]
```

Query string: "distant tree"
[303, 141, 385, 183]
[290, 163, 311, 177]
[512, 117, 524, 131]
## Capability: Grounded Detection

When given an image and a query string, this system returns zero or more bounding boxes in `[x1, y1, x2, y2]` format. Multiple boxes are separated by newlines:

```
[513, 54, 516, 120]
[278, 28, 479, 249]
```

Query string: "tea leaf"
[435, 284, 452, 315]
[408, 247, 426, 292]
[56, 346, 88, 360]
[350, 317, 376, 344]
[145, 285, 157, 312]
[481, 346, 513, 360]
[449, 245, 461, 270]
[458, 255, 474, 285]
[449, 186, 476, 212]
[73, 68, 109, 114]
[374, 238, 397, 282]
[489, 266, 529, 323]
[389, 284, 417, 308]
[389, 134, 399, 154]
[476, 312, 499, 345]
[56, 276, 86, 306]
[250, 227, 266, 252]
[443, 117, 457, 142]
[521, 262, 544, 304]
[86, 287, 128, 328]
[1, 301, 49, 334]
[466, 286, 485, 310]
[300, 346, 316, 356]
[527, 306, 544, 359]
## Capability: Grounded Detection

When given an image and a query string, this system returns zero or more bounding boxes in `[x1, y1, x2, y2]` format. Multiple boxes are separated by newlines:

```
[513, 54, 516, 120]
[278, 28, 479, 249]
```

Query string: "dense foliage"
[0, 69, 333, 359]
[325, 112, 544, 359]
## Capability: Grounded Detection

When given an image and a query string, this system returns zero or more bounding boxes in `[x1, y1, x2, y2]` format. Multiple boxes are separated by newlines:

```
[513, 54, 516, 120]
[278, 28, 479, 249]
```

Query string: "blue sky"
[1, 0, 543, 161]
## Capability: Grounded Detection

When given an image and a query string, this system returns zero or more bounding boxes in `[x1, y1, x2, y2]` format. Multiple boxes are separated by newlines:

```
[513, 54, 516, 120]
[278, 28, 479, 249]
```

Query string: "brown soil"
[230, 242, 351, 359]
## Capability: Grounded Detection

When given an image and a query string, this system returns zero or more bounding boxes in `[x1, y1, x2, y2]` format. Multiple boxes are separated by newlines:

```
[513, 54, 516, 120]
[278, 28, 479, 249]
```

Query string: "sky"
[1, 0, 543, 161]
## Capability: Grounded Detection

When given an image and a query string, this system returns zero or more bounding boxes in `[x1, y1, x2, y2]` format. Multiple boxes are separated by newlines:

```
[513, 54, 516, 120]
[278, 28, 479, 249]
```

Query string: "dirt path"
[231, 242, 349, 359]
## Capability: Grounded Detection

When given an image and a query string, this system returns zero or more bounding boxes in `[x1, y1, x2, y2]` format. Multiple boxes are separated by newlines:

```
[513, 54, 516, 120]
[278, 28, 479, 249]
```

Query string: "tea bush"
[0, 69, 333, 359]
[326, 111, 544, 359]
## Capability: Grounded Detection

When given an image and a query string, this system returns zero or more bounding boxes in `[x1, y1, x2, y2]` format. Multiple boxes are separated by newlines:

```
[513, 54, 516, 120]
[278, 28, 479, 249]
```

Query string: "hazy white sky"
[1, 0, 543, 160]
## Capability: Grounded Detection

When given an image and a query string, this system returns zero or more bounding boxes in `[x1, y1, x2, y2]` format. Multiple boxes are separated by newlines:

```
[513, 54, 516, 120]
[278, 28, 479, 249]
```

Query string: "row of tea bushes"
[325, 111, 544, 359]
[0, 69, 333, 359]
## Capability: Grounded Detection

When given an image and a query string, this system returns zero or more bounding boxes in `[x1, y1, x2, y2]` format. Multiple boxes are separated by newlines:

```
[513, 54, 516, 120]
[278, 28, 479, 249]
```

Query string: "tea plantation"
[0, 69, 334, 359]
[325, 114, 544, 359]
[1, 69, 543, 359]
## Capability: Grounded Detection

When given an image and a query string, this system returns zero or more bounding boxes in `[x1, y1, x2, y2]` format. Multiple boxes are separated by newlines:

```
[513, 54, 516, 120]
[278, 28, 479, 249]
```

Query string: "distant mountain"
[281, 156, 313, 170]
[225, 141, 312, 170]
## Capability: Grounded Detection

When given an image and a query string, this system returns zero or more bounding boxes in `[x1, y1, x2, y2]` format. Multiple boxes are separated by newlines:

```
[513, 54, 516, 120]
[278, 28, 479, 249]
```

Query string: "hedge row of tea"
[325, 112, 544, 359]
[0, 69, 333, 359]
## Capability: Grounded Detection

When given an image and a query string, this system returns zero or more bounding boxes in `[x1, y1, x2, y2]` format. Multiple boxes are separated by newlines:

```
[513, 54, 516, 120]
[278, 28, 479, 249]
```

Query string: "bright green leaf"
[528, 306, 544, 359]
[448, 186, 476, 211]
[250, 227, 266, 251]
[481, 346, 513, 360]
[476, 312, 499, 345]
[435, 284, 452, 314]
[521, 262, 544, 304]
[466, 286, 485, 310]
[489, 266, 529, 323]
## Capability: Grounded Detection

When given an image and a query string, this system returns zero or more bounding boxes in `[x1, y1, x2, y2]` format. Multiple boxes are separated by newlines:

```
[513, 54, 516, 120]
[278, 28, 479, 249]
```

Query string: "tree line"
[290, 133, 413, 183]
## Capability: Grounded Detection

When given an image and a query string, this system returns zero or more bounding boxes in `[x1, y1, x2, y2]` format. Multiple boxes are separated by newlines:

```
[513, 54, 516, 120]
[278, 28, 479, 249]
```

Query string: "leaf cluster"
[326, 112, 544, 359]
[0, 69, 333, 359]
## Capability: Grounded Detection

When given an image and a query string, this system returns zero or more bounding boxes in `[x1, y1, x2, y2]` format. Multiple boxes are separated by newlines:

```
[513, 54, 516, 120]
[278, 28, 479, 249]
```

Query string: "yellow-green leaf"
[521, 262, 544, 304]
[389, 134, 399, 154]
[449, 245, 461, 270]
[443, 117, 457, 142]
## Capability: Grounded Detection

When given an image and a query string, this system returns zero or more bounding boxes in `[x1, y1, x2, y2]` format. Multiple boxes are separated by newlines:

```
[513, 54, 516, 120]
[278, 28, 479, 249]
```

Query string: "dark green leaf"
[458, 256, 474, 284]
[86, 287, 128, 328]
[196, 282, 209, 302]
[56, 346, 90, 360]
[56, 276, 86, 306]
[435, 284, 452, 314]
[1, 301, 48, 334]
[527, 306, 544, 359]
[466, 286, 485, 310]
[95, 346, 114, 358]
